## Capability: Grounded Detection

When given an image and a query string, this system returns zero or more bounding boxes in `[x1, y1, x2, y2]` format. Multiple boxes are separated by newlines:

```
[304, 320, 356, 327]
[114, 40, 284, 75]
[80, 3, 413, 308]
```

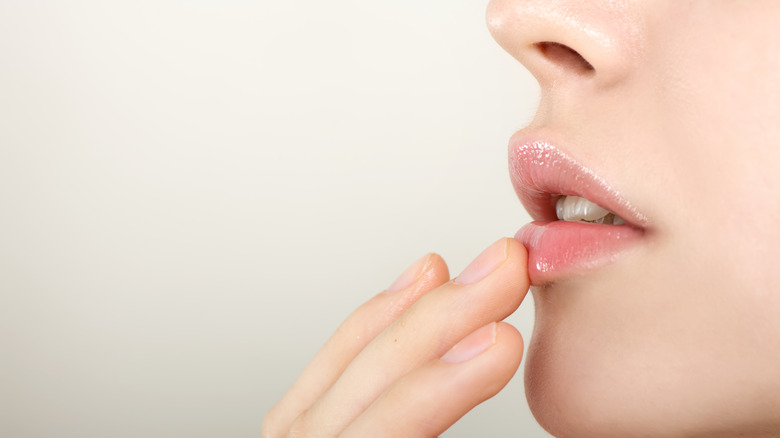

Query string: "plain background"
[0, 1, 550, 436]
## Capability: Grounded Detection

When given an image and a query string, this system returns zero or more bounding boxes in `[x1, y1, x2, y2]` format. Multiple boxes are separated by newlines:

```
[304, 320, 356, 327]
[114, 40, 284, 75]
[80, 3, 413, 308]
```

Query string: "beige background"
[0, 1, 549, 436]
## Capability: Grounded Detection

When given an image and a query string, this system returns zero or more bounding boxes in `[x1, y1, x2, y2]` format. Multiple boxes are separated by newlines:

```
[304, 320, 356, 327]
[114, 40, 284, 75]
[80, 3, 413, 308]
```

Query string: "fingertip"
[387, 254, 426, 292]
[385, 252, 449, 295]
[466, 321, 524, 399]
[418, 252, 450, 288]
[506, 236, 529, 265]
[495, 321, 524, 364]
[506, 237, 531, 290]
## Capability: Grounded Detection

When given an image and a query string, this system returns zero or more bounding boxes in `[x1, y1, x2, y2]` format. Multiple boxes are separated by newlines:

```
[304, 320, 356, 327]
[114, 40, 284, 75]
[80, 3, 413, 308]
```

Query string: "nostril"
[535, 42, 595, 74]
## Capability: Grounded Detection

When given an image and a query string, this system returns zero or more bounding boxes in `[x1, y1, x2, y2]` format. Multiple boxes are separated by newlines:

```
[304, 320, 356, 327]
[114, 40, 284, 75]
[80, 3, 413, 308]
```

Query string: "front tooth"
[564, 196, 581, 220]
[556, 196, 566, 220]
[556, 195, 610, 222]
[578, 197, 610, 221]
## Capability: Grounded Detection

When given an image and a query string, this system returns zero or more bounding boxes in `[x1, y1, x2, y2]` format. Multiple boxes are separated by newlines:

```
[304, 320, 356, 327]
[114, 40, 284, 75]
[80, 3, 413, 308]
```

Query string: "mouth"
[509, 134, 648, 286]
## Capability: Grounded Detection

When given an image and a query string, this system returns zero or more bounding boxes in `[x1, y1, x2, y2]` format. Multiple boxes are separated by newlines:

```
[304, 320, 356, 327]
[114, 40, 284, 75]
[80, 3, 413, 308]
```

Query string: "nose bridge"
[486, 0, 642, 88]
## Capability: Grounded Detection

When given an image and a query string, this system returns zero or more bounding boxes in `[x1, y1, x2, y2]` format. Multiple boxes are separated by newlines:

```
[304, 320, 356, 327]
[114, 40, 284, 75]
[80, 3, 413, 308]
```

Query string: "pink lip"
[508, 134, 647, 285]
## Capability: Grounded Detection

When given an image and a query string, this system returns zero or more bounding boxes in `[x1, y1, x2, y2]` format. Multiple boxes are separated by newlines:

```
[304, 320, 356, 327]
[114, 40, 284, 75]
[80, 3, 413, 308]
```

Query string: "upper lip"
[508, 132, 648, 228]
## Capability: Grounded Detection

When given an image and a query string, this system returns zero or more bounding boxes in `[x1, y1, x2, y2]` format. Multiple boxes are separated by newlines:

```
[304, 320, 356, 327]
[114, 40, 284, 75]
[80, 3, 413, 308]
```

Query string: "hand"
[262, 238, 530, 437]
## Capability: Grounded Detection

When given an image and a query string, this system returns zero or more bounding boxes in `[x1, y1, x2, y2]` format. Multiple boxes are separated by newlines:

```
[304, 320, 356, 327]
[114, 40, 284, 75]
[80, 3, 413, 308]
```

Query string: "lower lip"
[515, 221, 644, 285]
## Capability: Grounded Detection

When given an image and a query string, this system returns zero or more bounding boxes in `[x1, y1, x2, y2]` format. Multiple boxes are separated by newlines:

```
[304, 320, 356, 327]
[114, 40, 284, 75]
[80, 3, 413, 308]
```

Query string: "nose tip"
[486, 0, 642, 88]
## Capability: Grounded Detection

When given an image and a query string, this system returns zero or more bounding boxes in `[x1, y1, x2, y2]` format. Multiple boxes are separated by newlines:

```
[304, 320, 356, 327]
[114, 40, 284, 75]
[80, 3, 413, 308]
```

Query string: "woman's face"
[488, 0, 780, 436]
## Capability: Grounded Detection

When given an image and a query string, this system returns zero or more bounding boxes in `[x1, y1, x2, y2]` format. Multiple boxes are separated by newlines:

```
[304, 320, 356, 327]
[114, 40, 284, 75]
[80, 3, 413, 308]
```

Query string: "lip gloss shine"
[508, 135, 646, 285]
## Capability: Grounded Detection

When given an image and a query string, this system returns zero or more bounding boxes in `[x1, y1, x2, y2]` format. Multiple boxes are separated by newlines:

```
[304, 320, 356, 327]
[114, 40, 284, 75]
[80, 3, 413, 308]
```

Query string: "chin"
[523, 316, 641, 438]
[522, 287, 780, 438]
[524, 337, 657, 438]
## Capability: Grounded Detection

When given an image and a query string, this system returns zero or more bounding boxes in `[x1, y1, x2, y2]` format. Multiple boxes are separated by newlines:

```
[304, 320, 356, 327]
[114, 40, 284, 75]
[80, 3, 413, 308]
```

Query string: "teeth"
[555, 195, 626, 225]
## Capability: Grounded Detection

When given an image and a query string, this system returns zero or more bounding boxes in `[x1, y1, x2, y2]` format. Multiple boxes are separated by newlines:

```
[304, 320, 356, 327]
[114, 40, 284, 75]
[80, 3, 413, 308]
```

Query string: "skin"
[263, 1, 780, 436]
[262, 240, 530, 437]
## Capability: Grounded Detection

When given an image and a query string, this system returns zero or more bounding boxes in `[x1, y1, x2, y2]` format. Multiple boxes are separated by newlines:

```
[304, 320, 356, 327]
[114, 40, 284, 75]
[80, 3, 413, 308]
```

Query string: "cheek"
[651, 1, 780, 252]
[653, 21, 780, 320]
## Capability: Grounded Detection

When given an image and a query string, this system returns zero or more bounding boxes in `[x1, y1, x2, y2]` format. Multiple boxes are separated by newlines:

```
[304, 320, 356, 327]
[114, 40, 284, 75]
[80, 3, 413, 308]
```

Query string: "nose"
[486, 0, 643, 89]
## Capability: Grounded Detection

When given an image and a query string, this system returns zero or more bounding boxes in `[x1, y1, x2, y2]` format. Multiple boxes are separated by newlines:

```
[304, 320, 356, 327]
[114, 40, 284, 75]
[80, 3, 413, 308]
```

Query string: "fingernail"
[441, 322, 497, 363]
[387, 253, 433, 292]
[454, 239, 508, 284]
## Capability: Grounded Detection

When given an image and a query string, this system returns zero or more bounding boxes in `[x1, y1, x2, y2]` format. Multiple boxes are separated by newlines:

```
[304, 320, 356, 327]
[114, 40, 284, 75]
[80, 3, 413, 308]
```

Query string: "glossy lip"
[508, 133, 647, 285]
